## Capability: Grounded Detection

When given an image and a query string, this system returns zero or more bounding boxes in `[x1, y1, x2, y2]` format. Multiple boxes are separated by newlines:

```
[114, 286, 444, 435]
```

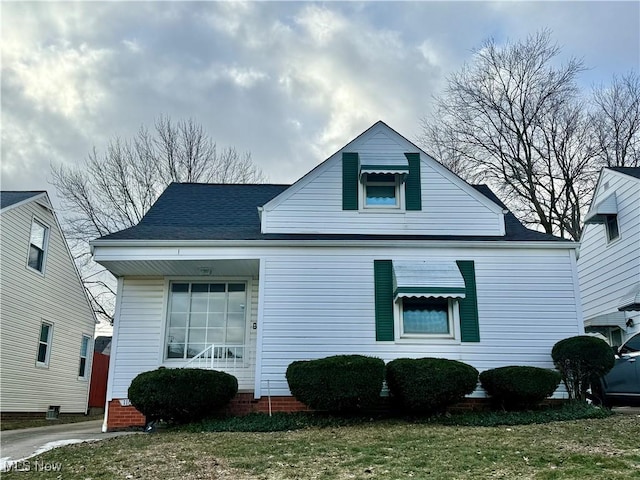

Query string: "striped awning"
[392, 260, 466, 299]
[359, 154, 409, 179]
[584, 193, 618, 224]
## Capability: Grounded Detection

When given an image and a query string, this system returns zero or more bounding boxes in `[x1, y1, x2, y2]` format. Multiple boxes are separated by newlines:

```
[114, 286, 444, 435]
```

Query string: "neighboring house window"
[605, 214, 619, 242]
[28, 219, 48, 273]
[585, 326, 623, 347]
[363, 173, 401, 208]
[37, 322, 53, 366]
[399, 297, 455, 338]
[78, 335, 91, 378]
[166, 282, 247, 360]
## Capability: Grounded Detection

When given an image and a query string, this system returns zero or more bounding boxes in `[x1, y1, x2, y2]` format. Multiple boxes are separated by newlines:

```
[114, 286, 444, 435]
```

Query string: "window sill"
[358, 209, 406, 214]
[394, 337, 461, 345]
[26, 266, 46, 277]
[35, 362, 50, 369]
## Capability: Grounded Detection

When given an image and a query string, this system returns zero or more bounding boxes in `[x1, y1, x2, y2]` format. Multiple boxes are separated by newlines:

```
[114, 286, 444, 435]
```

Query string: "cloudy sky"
[2, 1, 639, 210]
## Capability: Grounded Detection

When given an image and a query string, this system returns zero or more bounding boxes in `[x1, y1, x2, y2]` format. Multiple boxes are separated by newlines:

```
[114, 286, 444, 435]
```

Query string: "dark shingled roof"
[0, 191, 45, 210]
[97, 182, 566, 242]
[608, 167, 640, 179]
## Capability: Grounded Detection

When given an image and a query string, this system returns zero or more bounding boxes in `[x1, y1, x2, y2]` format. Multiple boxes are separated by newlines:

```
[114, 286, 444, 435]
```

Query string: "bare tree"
[52, 116, 266, 323]
[419, 30, 599, 240]
[591, 71, 640, 167]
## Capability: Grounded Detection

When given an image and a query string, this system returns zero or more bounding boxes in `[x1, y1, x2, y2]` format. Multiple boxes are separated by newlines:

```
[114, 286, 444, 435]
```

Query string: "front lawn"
[3, 413, 639, 479]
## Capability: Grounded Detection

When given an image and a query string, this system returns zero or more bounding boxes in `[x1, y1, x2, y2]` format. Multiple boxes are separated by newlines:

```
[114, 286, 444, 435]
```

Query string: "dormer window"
[363, 173, 401, 208]
[583, 192, 619, 243]
[342, 152, 422, 211]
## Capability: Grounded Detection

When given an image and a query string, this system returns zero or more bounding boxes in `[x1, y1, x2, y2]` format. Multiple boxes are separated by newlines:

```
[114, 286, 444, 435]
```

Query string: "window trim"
[78, 334, 91, 380]
[26, 217, 49, 275]
[605, 214, 620, 243]
[162, 278, 252, 364]
[36, 321, 53, 367]
[394, 297, 461, 343]
[360, 173, 404, 211]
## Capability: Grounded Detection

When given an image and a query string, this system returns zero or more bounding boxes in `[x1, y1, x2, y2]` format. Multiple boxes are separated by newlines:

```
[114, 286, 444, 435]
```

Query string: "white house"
[578, 167, 640, 346]
[91, 122, 585, 430]
[0, 191, 97, 417]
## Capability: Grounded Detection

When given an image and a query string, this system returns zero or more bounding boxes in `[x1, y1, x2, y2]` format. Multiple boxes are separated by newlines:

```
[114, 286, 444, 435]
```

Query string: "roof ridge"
[169, 182, 291, 187]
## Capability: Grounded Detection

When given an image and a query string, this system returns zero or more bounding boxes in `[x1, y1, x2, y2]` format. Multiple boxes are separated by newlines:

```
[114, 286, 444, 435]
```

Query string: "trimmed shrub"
[286, 355, 385, 412]
[128, 368, 238, 424]
[551, 336, 615, 402]
[479, 366, 561, 409]
[386, 358, 478, 414]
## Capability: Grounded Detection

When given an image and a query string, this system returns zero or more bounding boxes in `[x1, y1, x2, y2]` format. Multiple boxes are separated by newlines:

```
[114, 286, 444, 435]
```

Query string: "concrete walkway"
[1, 420, 136, 470]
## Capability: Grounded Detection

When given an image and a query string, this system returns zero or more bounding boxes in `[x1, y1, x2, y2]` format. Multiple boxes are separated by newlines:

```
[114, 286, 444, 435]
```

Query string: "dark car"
[597, 332, 640, 406]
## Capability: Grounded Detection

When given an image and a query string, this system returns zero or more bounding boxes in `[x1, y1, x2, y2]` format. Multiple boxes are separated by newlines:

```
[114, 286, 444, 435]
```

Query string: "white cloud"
[4, 41, 111, 119]
[295, 5, 347, 46]
[223, 66, 268, 89]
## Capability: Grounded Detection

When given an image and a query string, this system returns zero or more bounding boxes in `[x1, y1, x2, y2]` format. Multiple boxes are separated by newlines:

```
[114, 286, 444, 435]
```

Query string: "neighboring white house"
[91, 122, 585, 430]
[578, 167, 640, 346]
[0, 191, 97, 417]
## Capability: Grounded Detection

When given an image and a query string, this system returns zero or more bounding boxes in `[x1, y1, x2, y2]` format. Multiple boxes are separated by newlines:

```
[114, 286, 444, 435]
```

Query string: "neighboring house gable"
[0, 191, 97, 415]
[578, 168, 640, 345]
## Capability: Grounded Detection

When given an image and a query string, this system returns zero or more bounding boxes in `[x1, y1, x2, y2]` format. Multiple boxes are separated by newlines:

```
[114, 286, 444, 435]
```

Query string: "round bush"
[286, 355, 385, 412]
[386, 358, 478, 414]
[479, 366, 561, 409]
[128, 368, 238, 424]
[551, 336, 615, 401]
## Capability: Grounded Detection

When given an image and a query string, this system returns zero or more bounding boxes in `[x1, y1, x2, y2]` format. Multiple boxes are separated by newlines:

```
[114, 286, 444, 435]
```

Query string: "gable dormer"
[342, 152, 421, 212]
[260, 122, 506, 236]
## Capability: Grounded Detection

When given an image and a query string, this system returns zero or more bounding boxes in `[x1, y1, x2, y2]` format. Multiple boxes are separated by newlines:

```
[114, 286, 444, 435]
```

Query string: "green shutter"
[404, 153, 422, 211]
[342, 152, 359, 210]
[374, 260, 394, 341]
[456, 260, 480, 342]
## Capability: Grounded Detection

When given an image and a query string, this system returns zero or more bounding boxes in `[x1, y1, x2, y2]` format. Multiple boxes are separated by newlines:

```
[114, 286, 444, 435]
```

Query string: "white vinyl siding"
[262, 129, 503, 236]
[257, 246, 581, 397]
[578, 170, 640, 322]
[108, 276, 259, 399]
[0, 200, 96, 413]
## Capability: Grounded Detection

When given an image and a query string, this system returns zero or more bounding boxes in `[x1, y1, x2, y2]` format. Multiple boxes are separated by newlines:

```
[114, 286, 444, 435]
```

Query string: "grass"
[2, 408, 639, 479]
[0, 413, 102, 431]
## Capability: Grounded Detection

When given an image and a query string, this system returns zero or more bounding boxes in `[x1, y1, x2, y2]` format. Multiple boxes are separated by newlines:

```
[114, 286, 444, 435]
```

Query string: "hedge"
[479, 366, 561, 409]
[386, 357, 478, 414]
[286, 355, 385, 412]
[551, 336, 615, 401]
[128, 367, 238, 424]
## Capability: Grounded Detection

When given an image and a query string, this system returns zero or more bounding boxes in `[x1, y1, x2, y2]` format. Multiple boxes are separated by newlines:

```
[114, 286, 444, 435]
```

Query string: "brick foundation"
[105, 394, 310, 431]
[105, 394, 566, 430]
[106, 400, 146, 430]
[223, 393, 311, 416]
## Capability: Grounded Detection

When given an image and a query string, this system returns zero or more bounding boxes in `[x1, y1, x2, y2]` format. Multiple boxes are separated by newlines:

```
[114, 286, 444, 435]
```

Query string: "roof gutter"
[90, 238, 578, 250]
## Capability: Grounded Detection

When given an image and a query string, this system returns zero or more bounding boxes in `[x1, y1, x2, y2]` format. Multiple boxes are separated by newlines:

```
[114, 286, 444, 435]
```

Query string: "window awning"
[392, 260, 466, 299]
[360, 155, 409, 180]
[584, 311, 627, 329]
[618, 284, 640, 311]
[584, 193, 618, 224]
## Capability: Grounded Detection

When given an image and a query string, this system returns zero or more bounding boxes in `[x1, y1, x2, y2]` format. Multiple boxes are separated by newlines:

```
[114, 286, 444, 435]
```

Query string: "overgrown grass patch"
[3, 413, 638, 479]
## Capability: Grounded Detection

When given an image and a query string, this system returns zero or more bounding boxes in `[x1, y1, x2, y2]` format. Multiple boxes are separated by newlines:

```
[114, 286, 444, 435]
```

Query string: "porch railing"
[183, 344, 246, 370]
